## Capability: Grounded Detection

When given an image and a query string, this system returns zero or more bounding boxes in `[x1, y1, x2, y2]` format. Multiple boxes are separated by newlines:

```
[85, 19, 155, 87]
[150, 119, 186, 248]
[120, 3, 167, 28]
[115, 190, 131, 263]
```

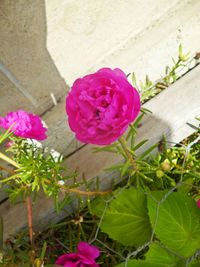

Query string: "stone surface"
[0, 0, 67, 115]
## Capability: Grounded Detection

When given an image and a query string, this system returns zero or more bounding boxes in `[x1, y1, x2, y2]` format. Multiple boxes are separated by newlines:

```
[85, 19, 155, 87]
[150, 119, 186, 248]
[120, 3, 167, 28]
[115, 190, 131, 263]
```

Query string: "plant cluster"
[0, 45, 199, 267]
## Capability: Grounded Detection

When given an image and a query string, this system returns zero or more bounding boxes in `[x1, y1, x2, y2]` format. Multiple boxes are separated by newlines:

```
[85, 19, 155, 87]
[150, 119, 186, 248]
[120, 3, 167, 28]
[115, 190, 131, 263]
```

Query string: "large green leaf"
[147, 191, 200, 258]
[190, 263, 200, 267]
[116, 243, 181, 267]
[100, 188, 152, 246]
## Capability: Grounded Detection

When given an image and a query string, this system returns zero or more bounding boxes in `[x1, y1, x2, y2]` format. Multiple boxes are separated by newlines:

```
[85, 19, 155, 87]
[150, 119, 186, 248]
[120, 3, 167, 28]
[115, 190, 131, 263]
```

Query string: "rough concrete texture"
[45, 0, 200, 84]
[0, 0, 67, 115]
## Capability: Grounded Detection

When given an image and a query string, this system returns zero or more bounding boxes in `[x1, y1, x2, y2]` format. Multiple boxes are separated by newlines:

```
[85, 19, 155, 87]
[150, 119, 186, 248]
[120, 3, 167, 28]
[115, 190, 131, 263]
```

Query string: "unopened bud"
[34, 258, 44, 267]
[0, 251, 4, 263]
[170, 180, 176, 187]
[161, 160, 171, 172]
[156, 170, 164, 178]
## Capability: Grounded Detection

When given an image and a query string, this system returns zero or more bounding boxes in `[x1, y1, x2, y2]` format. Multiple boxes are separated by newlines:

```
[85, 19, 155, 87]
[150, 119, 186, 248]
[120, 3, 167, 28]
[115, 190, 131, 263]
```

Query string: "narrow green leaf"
[121, 160, 130, 177]
[133, 139, 148, 151]
[40, 241, 47, 260]
[133, 113, 144, 128]
[139, 144, 158, 160]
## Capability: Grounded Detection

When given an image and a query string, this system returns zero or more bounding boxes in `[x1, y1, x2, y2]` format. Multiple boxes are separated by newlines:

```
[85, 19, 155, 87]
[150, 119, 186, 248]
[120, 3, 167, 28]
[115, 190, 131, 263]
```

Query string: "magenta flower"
[5, 141, 14, 149]
[197, 199, 200, 208]
[55, 242, 100, 267]
[66, 68, 140, 145]
[0, 110, 47, 141]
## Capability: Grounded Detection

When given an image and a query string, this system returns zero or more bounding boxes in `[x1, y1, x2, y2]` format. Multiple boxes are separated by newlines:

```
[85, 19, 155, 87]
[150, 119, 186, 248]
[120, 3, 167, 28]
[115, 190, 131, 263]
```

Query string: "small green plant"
[131, 44, 198, 103]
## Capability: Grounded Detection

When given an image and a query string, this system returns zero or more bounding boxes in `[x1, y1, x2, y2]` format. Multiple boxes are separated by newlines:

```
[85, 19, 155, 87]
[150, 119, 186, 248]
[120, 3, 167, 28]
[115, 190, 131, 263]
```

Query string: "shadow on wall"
[0, 0, 67, 116]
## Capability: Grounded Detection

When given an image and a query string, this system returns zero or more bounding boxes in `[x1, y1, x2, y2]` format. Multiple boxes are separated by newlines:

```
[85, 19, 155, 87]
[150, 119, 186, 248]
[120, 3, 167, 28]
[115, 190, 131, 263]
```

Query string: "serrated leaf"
[147, 192, 200, 258]
[90, 196, 108, 217]
[116, 243, 181, 267]
[100, 188, 152, 246]
[189, 262, 200, 267]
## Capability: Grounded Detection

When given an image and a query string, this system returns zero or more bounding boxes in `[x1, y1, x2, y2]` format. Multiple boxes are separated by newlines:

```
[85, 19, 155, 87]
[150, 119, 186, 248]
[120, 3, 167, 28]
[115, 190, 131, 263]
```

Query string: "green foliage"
[1, 45, 200, 267]
[0, 136, 77, 211]
[96, 188, 152, 246]
[0, 128, 12, 145]
[147, 191, 200, 258]
[116, 243, 182, 267]
[131, 44, 194, 103]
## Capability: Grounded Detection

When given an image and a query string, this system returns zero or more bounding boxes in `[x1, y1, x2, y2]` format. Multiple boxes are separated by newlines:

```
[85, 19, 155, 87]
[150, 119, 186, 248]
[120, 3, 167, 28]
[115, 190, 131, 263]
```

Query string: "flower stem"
[26, 196, 34, 246]
[118, 136, 138, 171]
[60, 185, 112, 196]
[0, 152, 20, 168]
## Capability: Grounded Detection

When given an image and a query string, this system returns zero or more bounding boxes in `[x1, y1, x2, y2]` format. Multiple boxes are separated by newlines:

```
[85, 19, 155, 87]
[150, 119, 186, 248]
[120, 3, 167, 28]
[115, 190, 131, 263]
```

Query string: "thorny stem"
[118, 136, 138, 171]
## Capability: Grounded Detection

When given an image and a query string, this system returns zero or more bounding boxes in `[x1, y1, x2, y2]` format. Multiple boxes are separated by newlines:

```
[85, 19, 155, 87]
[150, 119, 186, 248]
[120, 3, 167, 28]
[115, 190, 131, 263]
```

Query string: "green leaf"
[116, 243, 181, 267]
[138, 143, 158, 160]
[147, 191, 200, 258]
[121, 159, 131, 176]
[0, 126, 13, 144]
[189, 262, 200, 267]
[100, 188, 152, 246]
[133, 139, 148, 151]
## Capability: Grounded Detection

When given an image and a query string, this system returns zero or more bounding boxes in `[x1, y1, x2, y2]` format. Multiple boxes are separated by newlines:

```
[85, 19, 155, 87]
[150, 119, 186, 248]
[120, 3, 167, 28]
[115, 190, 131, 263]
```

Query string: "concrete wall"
[0, 0, 200, 115]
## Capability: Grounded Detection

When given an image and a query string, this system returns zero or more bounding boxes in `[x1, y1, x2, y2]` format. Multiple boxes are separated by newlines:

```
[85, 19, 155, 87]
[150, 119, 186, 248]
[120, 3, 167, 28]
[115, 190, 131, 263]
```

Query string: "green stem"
[0, 152, 19, 168]
[118, 137, 137, 171]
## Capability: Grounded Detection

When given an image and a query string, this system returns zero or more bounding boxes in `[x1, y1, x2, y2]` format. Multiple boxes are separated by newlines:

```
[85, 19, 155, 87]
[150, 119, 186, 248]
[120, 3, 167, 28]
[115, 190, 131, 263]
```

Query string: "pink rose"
[66, 68, 140, 145]
[0, 110, 47, 141]
[55, 242, 100, 267]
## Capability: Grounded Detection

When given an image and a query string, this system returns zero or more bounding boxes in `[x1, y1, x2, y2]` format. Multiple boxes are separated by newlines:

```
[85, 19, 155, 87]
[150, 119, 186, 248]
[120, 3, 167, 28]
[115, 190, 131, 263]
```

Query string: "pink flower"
[5, 141, 13, 148]
[66, 68, 140, 145]
[0, 110, 47, 141]
[55, 242, 100, 267]
[197, 199, 200, 208]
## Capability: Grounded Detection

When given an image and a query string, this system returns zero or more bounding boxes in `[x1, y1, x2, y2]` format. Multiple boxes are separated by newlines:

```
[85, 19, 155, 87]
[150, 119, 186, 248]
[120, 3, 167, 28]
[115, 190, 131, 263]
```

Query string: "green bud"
[179, 54, 189, 62]
[170, 180, 176, 187]
[161, 159, 171, 172]
[0, 251, 3, 263]
[156, 170, 164, 178]
[34, 258, 44, 267]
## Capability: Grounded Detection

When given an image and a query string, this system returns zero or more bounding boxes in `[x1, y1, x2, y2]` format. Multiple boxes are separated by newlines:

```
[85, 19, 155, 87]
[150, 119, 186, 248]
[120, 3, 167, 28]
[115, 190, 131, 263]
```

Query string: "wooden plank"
[42, 99, 83, 156]
[0, 65, 200, 240]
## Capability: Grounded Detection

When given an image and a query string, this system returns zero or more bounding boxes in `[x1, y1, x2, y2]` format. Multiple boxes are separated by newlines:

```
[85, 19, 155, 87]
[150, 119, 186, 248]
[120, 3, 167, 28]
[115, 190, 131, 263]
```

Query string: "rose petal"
[55, 253, 78, 265]
[0, 110, 47, 141]
[77, 242, 100, 259]
[66, 68, 140, 145]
